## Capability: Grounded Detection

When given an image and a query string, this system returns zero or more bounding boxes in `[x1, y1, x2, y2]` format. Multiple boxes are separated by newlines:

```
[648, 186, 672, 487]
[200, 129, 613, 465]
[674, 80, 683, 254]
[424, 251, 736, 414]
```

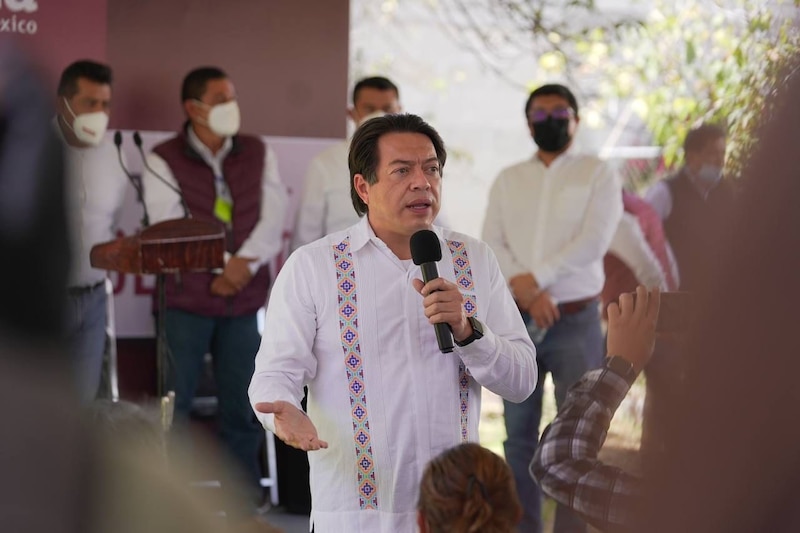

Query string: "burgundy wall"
[106, 0, 349, 138]
[4, 0, 108, 90]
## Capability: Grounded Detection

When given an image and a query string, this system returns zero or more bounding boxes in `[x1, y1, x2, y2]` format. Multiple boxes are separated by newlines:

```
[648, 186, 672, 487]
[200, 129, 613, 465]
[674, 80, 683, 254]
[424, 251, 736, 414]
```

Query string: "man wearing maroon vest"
[142, 67, 288, 510]
[645, 124, 737, 291]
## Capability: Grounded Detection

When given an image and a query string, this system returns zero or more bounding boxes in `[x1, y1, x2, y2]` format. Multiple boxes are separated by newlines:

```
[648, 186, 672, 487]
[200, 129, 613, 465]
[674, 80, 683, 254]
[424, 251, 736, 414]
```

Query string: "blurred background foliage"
[362, 0, 800, 177]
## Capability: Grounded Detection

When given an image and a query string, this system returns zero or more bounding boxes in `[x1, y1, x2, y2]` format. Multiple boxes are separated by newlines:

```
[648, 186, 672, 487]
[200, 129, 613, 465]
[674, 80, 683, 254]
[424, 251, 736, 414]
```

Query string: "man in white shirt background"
[56, 60, 130, 404]
[250, 113, 536, 532]
[142, 66, 288, 517]
[291, 76, 401, 251]
[482, 83, 622, 533]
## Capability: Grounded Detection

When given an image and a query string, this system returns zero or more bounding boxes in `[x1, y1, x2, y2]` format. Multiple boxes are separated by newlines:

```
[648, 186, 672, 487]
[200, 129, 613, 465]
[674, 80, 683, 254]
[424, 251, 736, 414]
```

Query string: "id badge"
[214, 196, 233, 224]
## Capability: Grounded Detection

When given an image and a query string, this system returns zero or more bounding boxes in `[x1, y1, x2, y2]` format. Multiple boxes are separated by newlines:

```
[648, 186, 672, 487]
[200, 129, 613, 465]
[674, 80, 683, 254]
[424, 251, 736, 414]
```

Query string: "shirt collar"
[186, 124, 232, 168]
[348, 215, 446, 255]
[532, 142, 579, 168]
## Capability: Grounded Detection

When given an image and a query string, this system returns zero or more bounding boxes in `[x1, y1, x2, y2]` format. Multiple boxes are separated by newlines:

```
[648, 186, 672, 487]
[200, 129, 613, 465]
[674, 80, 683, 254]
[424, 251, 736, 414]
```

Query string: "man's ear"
[353, 173, 370, 208]
[183, 99, 199, 121]
[347, 106, 359, 124]
[56, 95, 71, 120]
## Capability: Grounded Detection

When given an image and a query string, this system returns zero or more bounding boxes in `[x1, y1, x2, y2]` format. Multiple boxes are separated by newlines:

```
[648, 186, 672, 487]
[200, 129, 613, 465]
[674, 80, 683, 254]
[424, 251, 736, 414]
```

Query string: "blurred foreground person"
[0, 41, 84, 533]
[88, 400, 283, 533]
[417, 443, 522, 533]
[640, 60, 800, 533]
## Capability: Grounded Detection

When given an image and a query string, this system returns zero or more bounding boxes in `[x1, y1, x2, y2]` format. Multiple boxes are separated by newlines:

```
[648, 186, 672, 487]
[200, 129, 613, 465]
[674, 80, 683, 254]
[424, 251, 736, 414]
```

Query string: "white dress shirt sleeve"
[666, 242, 680, 289]
[236, 145, 289, 273]
[141, 153, 184, 224]
[248, 252, 319, 432]
[456, 245, 538, 403]
[291, 156, 328, 251]
[644, 181, 672, 221]
[534, 162, 623, 289]
[608, 214, 667, 290]
[482, 175, 532, 281]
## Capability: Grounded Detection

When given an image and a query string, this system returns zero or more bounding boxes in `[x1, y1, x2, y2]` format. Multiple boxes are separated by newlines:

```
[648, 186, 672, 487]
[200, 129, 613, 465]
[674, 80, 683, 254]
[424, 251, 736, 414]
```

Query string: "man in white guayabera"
[250, 113, 537, 532]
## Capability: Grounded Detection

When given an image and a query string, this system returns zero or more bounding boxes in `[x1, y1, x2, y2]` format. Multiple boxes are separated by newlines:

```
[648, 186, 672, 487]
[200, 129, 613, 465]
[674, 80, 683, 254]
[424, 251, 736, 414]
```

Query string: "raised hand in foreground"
[606, 285, 660, 373]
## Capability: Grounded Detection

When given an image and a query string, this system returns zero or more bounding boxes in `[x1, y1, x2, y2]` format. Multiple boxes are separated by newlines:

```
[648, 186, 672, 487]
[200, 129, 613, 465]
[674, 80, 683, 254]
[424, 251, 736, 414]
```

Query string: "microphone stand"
[133, 131, 191, 219]
[113, 131, 149, 227]
[128, 131, 182, 398]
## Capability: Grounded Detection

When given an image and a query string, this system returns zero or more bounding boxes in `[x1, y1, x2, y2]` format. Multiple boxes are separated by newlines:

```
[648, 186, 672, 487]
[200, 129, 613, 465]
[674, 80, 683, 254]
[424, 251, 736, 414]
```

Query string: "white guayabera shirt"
[250, 216, 537, 533]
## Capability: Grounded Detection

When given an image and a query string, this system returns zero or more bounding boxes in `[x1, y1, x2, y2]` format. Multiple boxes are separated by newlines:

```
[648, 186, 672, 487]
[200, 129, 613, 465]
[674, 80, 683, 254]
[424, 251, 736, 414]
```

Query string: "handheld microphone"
[411, 229, 454, 354]
[114, 131, 149, 227]
[132, 131, 191, 218]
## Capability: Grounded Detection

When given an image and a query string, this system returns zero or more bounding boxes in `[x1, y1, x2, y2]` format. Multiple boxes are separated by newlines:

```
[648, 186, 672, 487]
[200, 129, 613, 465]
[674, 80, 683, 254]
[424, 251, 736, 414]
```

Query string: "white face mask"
[357, 110, 387, 127]
[63, 98, 109, 146]
[195, 99, 241, 137]
[696, 164, 723, 187]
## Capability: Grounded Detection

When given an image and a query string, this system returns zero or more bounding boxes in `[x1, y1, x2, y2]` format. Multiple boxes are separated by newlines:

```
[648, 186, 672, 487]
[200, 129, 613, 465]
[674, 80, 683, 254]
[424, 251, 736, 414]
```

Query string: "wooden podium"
[91, 218, 226, 396]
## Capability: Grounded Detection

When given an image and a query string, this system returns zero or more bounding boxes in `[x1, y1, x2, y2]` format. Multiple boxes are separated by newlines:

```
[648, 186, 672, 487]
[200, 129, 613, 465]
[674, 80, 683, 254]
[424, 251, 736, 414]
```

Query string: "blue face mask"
[695, 164, 723, 187]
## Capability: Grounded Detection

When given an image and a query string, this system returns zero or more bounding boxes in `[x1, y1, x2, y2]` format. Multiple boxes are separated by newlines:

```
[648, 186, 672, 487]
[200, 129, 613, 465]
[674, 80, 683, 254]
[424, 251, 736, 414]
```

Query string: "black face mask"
[531, 117, 571, 152]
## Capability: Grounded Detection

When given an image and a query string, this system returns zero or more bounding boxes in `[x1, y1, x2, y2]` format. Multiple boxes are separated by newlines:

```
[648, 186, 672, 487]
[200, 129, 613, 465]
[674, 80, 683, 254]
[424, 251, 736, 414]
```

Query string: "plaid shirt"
[531, 366, 640, 532]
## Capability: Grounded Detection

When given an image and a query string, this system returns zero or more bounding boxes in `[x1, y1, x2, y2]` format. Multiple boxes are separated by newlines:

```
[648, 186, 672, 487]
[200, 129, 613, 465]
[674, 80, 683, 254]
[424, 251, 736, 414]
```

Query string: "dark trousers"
[164, 308, 264, 513]
[504, 303, 604, 533]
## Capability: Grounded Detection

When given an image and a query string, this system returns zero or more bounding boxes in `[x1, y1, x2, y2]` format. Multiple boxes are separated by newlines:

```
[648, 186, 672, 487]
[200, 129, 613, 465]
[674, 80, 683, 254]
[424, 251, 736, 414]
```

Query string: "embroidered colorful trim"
[333, 237, 378, 510]
[447, 240, 478, 443]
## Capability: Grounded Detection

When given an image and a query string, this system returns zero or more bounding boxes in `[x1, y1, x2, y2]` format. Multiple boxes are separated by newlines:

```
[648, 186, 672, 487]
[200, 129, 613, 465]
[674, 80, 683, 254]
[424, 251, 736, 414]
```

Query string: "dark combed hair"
[418, 443, 521, 533]
[683, 123, 727, 155]
[352, 76, 399, 105]
[57, 60, 112, 97]
[524, 83, 579, 118]
[181, 66, 228, 103]
[348, 113, 446, 216]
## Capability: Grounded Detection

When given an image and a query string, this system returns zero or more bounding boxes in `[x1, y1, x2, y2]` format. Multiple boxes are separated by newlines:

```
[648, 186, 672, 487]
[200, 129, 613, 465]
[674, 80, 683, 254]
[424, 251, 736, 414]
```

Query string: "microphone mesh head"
[410, 229, 442, 265]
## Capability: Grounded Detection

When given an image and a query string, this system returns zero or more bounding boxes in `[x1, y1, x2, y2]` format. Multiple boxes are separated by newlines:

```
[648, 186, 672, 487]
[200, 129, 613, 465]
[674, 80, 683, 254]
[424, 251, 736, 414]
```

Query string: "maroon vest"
[602, 190, 676, 316]
[152, 130, 271, 317]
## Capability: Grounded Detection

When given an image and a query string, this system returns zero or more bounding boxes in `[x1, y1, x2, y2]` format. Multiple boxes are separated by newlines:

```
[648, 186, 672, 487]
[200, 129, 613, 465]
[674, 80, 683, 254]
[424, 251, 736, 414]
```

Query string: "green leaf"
[686, 40, 696, 64]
